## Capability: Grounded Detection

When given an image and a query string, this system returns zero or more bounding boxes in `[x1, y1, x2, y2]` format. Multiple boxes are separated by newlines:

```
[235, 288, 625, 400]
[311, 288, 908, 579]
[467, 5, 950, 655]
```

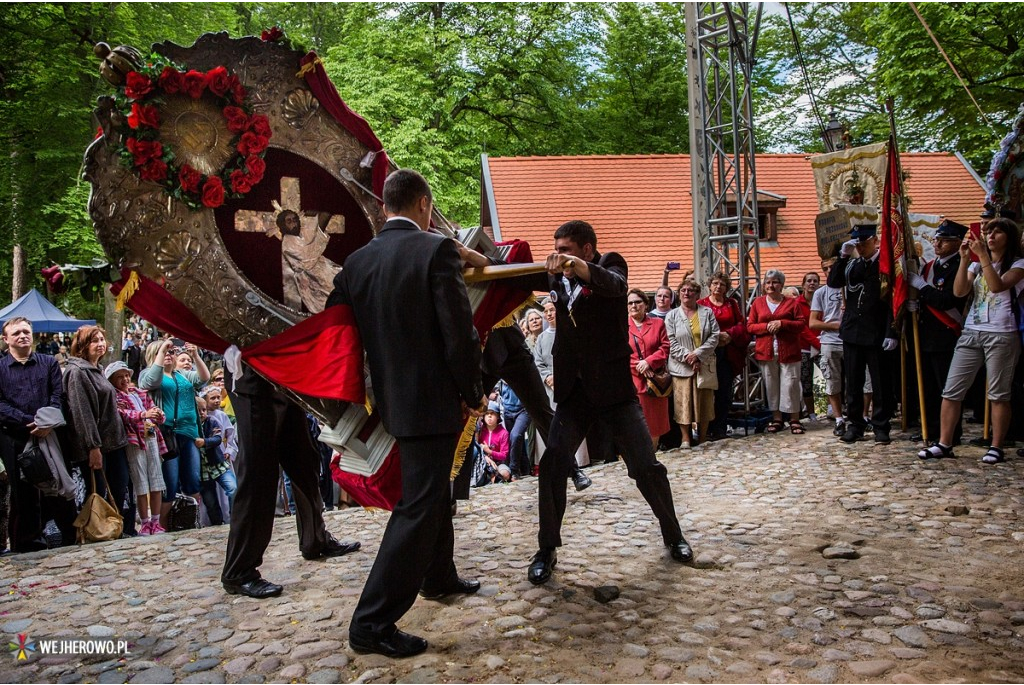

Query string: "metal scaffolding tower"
[685, 2, 765, 416]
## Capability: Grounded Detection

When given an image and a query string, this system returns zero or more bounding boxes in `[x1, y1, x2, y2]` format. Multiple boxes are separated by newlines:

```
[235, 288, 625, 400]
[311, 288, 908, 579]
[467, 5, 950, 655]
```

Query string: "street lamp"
[822, 111, 846, 152]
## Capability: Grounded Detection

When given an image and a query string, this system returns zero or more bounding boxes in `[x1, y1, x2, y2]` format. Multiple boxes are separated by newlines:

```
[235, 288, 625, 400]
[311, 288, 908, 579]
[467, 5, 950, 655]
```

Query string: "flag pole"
[884, 97, 928, 442]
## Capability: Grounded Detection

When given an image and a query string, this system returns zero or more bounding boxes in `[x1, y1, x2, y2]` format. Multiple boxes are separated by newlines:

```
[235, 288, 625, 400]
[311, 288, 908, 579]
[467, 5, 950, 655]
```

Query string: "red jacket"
[747, 296, 805, 364]
[796, 296, 821, 351]
[627, 315, 670, 396]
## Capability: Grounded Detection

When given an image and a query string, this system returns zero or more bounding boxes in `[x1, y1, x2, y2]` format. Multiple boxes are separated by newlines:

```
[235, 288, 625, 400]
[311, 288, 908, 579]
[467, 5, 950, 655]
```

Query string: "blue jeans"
[504, 408, 531, 477]
[162, 434, 202, 497]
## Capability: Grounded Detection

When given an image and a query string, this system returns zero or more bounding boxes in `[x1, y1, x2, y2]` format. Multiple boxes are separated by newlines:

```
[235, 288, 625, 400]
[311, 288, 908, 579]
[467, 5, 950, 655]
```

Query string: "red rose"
[206, 66, 230, 97]
[244, 154, 266, 179]
[237, 131, 269, 156]
[261, 26, 284, 42]
[139, 158, 168, 182]
[124, 71, 154, 100]
[158, 66, 184, 95]
[178, 164, 202, 193]
[249, 114, 272, 138]
[183, 70, 208, 99]
[227, 74, 247, 105]
[127, 102, 161, 129]
[230, 169, 252, 194]
[222, 106, 250, 134]
[201, 176, 225, 208]
[126, 138, 163, 165]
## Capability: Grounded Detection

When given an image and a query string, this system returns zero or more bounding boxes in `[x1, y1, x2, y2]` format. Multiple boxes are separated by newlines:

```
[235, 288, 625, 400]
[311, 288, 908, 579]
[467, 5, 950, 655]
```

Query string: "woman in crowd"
[665, 277, 720, 448]
[627, 289, 671, 448]
[798, 272, 822, 421]
[919, 217, 1024, 463]
[139, 339, 210, 529]
[747, 270, 806, 435]
[64, 325, 134, 534]
[698, 272, 748, 441]
[522, 308, 544, 352]
[649, 286, 675, 320]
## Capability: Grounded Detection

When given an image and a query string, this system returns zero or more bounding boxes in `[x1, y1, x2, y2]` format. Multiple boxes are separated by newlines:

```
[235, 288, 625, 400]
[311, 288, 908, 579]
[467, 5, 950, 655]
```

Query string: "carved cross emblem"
[234, 176, 345, 239]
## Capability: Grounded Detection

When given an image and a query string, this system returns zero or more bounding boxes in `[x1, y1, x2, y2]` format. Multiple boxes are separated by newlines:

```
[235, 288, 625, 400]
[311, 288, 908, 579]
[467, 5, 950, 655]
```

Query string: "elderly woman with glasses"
[698, 272, 749, 440]
[748, 269, 807, 434]
[626, 288, 671, 448]
[665, 277, 720, 448]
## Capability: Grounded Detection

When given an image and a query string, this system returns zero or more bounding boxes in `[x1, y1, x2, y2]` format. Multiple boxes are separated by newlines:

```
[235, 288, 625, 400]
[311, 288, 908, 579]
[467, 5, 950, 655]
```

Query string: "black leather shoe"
[302, 536, 361, 560]
[419, 577, 481, 600]
[873, 428, 891, 445]
[840, 427, 863, 444]
[669, 538, 694, 563]
[909, 432, 923, 442]
[527, 548, 557, 585]
[223, 578, 283, 598]
[572, 469, 592, 492]
[350, 628, 428, 658]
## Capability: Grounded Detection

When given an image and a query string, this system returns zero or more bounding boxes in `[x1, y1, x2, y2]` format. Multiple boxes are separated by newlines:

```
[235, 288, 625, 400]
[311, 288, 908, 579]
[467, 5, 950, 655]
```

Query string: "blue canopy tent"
[0, 289, 96, 333]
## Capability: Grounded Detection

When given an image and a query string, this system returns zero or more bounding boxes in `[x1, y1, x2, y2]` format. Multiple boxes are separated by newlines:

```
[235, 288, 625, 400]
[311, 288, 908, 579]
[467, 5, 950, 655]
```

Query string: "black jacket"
[828, 252, 893, 347]
[917, 253, 966, 352]
[511, 251, 635, 408]
[328, 218, 483, 437]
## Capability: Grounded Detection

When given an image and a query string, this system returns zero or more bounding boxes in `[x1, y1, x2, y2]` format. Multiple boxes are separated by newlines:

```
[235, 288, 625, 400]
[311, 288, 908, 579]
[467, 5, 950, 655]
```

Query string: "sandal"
[789, 422, 805, 435]
[766, 421, 783, 434]
[981, 447, 1005, 464]
[918, 443, 955, 460]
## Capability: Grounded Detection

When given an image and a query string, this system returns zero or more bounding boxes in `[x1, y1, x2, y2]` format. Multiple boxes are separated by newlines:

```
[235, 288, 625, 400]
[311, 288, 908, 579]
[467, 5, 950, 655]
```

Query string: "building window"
[757, 211, 778, 241]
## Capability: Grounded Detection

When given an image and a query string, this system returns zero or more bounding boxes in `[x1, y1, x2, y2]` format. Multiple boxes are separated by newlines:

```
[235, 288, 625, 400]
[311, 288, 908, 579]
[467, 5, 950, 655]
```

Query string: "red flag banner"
[879, 135, 909, 320]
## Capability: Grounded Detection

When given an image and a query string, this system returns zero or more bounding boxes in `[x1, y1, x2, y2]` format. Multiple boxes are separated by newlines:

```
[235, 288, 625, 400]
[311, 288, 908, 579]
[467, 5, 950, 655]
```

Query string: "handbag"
[73, 469, 123, 544]
[696, 353, 719, 391]
[632, 333, 673, 398]
[167, 494, 200, 531]
[17, 439, 54, 486]
[158, 376, 181, 461]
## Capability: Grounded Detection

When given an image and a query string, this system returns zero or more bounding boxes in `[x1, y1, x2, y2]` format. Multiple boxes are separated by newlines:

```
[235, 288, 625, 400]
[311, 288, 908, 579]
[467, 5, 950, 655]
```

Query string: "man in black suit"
[478, 220, 693, 584]
[828, 224, 898, 444]
[221, 368, 361, 598]
[907, 219, 968, 447]
[329, 169, 487, 658]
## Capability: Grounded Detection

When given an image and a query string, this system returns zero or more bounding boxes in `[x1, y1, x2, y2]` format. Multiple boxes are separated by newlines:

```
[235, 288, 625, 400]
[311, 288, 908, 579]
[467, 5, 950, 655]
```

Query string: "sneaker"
[149, 521, 166, 535]
[138, 520, 152, 536]
[808, 413, 818, 423]
[833, 419, 846, 437]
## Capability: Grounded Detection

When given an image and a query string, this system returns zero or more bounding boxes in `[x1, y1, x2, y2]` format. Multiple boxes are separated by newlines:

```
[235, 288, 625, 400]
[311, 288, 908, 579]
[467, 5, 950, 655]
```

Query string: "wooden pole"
[462, 261, 571, 284]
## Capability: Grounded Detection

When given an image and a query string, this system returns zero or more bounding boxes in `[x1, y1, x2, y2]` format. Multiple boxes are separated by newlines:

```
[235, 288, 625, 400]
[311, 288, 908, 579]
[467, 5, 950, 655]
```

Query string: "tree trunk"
[104, 287, 124, 366]
[12, 244, 25, 302]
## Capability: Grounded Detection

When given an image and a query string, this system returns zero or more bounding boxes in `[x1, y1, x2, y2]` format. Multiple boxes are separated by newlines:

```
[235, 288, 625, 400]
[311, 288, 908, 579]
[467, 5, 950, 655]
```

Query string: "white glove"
[906, 299, 919, 313]
[908, 272, 926, 290]
[840, 239, 858, 257]
[882, 337, 898, 351]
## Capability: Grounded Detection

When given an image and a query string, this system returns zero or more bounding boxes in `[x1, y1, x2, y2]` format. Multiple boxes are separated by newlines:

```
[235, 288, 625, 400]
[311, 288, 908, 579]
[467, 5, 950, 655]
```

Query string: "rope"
[783, 3, 830, 149]
[907, 2, 997, 133]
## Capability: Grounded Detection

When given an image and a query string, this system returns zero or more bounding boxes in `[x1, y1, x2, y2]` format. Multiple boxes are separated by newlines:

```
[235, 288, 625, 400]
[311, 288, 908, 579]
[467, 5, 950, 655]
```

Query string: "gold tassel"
[450, 412, 479, 480]
[364, 397, 373, 416]
[114, 270, 140, 312]
[490, 294, 535, 331]
[296, 57, 323, 79]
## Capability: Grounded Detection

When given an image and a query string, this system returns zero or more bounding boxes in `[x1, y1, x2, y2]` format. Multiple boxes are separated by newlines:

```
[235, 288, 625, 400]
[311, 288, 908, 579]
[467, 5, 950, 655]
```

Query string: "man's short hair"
[553, 220, 597, 251]
[382, 169, 432, 214]
[2, 316, 31, 336]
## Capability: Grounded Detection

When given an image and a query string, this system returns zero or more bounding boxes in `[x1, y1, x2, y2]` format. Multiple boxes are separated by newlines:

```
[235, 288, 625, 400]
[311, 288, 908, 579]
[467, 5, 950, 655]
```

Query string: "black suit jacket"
[328, 218, 483, 437]
[917, 253, 966, 352]
[828, 252, 893, 347]
[512, 252, 634, 408]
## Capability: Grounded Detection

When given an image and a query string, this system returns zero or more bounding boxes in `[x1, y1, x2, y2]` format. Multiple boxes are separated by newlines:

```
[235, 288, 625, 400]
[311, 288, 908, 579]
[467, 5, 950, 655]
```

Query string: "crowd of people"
[1, 164, 1021, 659]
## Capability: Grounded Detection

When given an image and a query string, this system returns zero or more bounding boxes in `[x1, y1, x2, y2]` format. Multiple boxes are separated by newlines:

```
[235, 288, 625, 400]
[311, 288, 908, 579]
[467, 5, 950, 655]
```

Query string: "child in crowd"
[195, 396, 237, 525]
[107, 361, 167, 536]
[477, 402, 512, 484]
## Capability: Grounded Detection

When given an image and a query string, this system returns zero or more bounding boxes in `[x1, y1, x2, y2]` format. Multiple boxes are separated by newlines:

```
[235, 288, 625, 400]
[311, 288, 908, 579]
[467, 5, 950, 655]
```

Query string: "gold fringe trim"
[364, 397, 373, 416]
[810, 143, 887, 169]
[114, 270, 139, 312]
[296, 57, 323, 79]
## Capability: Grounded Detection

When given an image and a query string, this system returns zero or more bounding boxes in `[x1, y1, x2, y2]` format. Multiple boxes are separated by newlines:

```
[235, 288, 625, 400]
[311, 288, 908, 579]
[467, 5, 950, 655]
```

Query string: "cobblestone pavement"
[2, 421, 1024, 684]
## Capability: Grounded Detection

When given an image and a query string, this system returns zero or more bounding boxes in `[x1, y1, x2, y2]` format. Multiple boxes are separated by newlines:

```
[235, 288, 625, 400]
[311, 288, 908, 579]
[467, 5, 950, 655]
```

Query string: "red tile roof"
[483, 153, 986, 290]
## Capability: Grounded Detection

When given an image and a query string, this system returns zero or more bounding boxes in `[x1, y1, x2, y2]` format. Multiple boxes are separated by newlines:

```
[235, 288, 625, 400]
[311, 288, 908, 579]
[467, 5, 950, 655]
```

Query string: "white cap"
[104, 360, 133, 380]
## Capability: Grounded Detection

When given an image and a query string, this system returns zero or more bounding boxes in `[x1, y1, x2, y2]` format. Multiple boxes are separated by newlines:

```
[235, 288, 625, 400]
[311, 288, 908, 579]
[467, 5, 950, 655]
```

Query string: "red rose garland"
[111, 57, 272, 210]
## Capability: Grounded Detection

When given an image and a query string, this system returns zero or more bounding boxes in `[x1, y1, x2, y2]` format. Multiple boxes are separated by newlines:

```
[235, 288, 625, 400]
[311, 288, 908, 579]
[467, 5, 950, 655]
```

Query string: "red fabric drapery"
[880, 135, 909, 321]
[110, 271, 364, 403]
[299, 53, 390, 199]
